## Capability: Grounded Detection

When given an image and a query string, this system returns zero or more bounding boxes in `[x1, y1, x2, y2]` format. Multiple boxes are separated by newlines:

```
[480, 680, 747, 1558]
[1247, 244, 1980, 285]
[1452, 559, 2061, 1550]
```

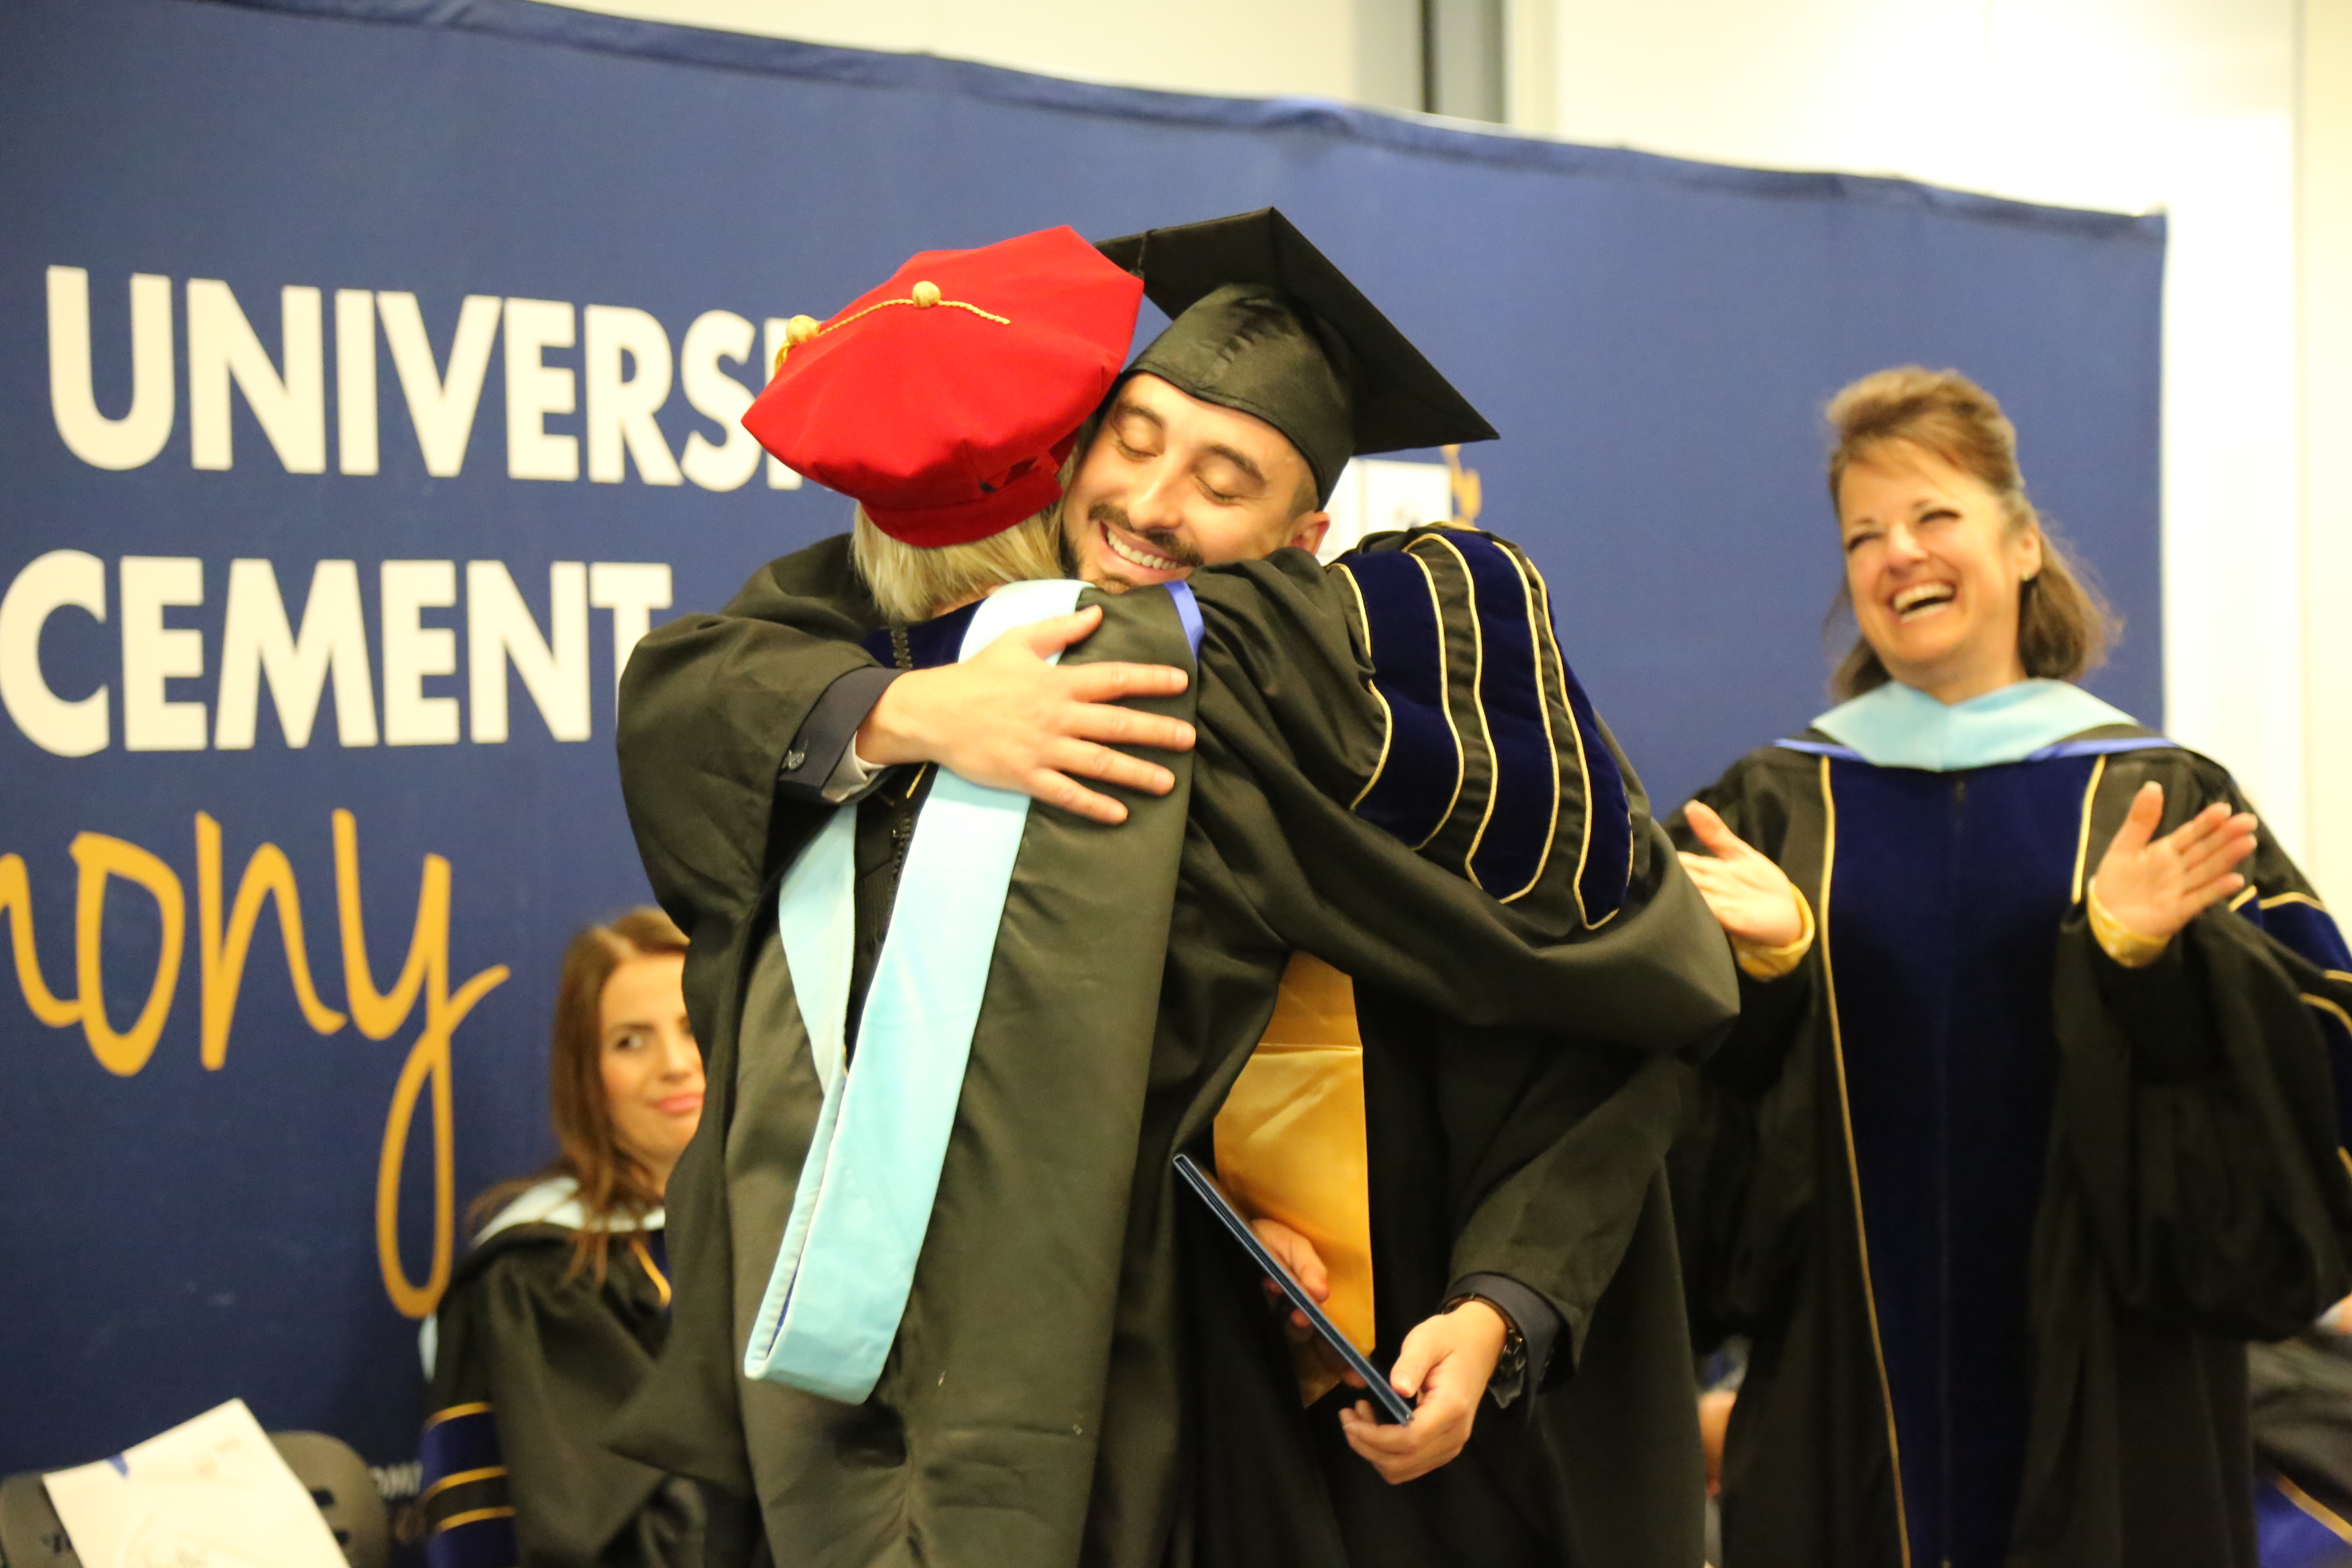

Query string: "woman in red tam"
[742, 225, 1142, 624]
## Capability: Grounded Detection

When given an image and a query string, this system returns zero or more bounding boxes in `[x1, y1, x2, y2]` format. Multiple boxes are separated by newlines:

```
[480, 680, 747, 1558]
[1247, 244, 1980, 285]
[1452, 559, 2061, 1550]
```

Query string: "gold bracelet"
[2086, 884, 2169, 969]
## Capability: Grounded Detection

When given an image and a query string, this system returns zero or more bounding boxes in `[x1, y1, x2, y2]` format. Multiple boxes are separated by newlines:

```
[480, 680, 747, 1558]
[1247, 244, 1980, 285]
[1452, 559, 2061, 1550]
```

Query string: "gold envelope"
[1213, 951, 1376, 1405]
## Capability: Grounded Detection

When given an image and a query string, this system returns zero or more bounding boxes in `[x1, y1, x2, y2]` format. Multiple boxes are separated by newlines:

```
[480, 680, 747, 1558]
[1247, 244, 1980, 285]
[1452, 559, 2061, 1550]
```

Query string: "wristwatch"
[1448, 1294, 1526, 1393]
[1490, 1314, 1528, 1391]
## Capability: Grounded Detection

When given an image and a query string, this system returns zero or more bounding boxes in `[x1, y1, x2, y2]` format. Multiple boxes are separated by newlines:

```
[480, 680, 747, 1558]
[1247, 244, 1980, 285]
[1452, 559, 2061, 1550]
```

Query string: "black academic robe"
[2249, 1324, 2352, 1565]
[608, 528, 1739, 1568]
[1672, 725, 2352, 1568]
[422, 1215, 703, 1568]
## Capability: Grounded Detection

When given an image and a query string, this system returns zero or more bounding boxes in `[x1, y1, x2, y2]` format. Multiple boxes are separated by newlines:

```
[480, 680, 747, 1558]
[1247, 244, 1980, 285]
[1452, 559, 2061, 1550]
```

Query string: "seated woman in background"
[420, 908, 706, 1568]
[1672, 367, 2352, 1568]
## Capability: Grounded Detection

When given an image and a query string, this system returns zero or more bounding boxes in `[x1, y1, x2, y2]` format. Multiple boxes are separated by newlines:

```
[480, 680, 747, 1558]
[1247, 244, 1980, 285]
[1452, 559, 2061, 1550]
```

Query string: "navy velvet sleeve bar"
[1332, 529, 1633, 925]
[775, 665, 902, 805]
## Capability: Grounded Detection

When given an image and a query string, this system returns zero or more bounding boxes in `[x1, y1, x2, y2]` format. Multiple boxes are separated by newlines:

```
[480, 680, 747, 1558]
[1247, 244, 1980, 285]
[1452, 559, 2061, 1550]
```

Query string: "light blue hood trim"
[1807, 679, 2143, 772]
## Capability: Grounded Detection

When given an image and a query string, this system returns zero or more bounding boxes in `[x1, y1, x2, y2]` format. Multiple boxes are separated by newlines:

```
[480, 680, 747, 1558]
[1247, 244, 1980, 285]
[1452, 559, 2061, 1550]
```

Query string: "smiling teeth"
[1893, 584, 1952, 612]
[1106, 529, 1182, 571]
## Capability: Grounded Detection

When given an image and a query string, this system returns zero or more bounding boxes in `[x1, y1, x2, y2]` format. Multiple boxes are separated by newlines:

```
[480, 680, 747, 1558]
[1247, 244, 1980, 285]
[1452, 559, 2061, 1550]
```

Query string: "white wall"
[1544, 0, 2315, 885]
[548, 0, 2340, 895]
[531, 0, 1360, 101]
[2304, 0, 2352, 903]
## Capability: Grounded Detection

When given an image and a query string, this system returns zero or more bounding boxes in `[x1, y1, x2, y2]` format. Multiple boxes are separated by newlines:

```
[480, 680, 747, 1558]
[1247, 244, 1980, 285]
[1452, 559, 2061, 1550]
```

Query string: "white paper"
[42, 1399, 347, 1568]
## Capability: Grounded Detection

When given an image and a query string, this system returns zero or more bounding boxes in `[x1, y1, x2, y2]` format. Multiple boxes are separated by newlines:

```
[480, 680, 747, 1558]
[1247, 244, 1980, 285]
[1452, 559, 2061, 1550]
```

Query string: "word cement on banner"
[0, 553, 673, 756]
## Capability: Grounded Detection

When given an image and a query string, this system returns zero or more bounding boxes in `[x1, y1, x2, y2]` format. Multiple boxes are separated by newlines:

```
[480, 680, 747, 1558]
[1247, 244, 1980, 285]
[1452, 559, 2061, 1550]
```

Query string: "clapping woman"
[419, 908, 706, 1568]
[1674, 368, 2352, 1568]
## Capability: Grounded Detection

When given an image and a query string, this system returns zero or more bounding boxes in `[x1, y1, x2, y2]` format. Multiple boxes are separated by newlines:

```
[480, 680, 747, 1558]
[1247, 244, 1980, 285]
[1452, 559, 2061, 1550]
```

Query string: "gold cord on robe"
[1212, 951, 1376, 1406]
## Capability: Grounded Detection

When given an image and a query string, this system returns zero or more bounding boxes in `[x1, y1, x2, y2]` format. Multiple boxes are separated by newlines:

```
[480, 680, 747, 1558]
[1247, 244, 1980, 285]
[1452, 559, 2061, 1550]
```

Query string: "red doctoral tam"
[744, 226, 1145, 547]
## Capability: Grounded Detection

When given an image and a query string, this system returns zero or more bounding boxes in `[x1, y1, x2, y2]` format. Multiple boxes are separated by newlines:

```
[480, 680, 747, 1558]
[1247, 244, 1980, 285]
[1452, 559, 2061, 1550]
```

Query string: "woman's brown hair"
[1823, 366, 2116, 700]
[470, 907, 688, 1280]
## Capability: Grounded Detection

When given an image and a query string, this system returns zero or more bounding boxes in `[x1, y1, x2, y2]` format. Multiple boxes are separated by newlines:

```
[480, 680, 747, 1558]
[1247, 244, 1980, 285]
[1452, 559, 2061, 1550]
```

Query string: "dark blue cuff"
[1446, 1272, 1561, 1411]
[775, 665, 900, 805]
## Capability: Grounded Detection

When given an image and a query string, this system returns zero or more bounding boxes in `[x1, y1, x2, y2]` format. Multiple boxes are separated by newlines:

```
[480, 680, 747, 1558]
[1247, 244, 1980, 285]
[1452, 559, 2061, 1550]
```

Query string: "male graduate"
[611, 214, 1738, 1568]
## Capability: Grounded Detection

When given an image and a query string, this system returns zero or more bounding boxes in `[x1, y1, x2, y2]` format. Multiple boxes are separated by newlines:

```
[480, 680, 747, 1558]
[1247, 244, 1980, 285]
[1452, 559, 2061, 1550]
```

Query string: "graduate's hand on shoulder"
[2091, 781, 2260, 943]
[854, 606, 1195, 824]
[1678, 801, 1806, 947]
[1336, 1299, 1507, 1485]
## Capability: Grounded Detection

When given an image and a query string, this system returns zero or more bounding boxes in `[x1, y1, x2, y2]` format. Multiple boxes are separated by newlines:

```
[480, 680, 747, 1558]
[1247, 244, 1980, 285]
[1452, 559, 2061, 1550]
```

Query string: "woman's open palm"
[2090, 781, 2259, 942]
[1679, 801, 1807, 948]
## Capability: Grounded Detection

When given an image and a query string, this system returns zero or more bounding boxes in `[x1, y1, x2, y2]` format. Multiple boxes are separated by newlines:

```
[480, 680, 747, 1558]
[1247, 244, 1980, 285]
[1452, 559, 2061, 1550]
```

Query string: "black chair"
[0, 1431, 387, 1568]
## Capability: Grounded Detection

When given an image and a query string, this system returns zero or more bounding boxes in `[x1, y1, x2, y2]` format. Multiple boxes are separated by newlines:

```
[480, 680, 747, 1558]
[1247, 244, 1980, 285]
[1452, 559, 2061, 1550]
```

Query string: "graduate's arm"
[1322, 526, 1653, 943]
[1183, 529, 1738, 1055]
[1336, 1043, 1678, 1468]
[720, 533, 1200, 826]
[620, 538, 1198, 940]
[1442, 1273, 1556, 1403]
[1252, 1218, 1555, 1418]
[1441, 1044, 1683, 1389]
[851, 604, 1195, 824]
[1179, 534, 1736, 1378]
[1336, 1297, 1511, 1484]
[616, 537, 886, 943]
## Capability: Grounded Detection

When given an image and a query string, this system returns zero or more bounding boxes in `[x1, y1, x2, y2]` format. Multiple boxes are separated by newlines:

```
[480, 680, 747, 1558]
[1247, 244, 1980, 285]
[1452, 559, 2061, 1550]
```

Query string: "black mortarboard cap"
[1095, 208, 1498, 507]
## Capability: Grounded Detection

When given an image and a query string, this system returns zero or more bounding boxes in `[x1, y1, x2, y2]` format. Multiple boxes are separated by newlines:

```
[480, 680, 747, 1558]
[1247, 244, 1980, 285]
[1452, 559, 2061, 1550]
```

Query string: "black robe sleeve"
[2043, 747, 2352, 1339]
[1182, 532, 1733, 1047]
[2006, 749, 2352, 1565]
[615, 535, 886, 962]
[1181, 530, 1737, 1368]
[422, 1227, 698, 1568]
[2248, 1326, 2352, 1519]
[1161, 531, 1728, 1568]
[1664, 747, 1827, 1351]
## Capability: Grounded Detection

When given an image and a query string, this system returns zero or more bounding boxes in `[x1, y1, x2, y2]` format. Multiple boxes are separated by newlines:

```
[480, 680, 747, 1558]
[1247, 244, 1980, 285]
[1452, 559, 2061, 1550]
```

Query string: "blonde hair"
[851, 501, 1072, 625]
[846, 442, 1087, 625]
[1823, 366, 2114, 699]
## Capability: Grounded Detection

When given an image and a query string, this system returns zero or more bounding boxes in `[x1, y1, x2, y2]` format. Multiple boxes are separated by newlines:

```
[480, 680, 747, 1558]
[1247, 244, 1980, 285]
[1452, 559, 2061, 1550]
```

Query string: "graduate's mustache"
[1087, 501, 1205, 569]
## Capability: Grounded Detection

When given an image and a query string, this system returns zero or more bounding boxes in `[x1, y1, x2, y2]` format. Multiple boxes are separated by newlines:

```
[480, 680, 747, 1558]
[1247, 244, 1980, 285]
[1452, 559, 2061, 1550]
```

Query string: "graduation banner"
[0, 0, 2165, 1475]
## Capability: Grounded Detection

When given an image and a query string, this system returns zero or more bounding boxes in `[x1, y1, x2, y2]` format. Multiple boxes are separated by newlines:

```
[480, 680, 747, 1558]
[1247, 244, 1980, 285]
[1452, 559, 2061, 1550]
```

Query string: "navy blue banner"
[0, 0, 2162, 1473]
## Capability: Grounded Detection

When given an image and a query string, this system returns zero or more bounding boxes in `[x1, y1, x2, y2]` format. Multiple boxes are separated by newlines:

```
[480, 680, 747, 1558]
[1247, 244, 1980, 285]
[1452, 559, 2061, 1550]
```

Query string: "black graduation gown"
[1672, 725, 2352, 1568]
[607, 528, 1739, 1568]
[2248, 1324, 2352, 1564]
[422, 1213, 702, 1568]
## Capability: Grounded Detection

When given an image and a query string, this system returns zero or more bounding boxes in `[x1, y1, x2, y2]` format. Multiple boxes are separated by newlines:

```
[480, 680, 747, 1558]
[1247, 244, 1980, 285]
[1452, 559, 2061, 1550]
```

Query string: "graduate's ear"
[1284, 510, 1331, 556]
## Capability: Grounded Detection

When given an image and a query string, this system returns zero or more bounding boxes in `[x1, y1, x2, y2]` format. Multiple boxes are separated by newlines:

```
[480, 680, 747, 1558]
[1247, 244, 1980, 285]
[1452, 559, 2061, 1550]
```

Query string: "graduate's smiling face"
[1060, 374, 1331, 590]
[597, 952, 703, 1190]
[1838, 441, 2043, 705]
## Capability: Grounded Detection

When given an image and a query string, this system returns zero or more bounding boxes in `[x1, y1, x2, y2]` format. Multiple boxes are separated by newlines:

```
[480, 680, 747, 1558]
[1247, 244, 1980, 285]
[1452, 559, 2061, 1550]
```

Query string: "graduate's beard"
[1071, 500, 1205, 593]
